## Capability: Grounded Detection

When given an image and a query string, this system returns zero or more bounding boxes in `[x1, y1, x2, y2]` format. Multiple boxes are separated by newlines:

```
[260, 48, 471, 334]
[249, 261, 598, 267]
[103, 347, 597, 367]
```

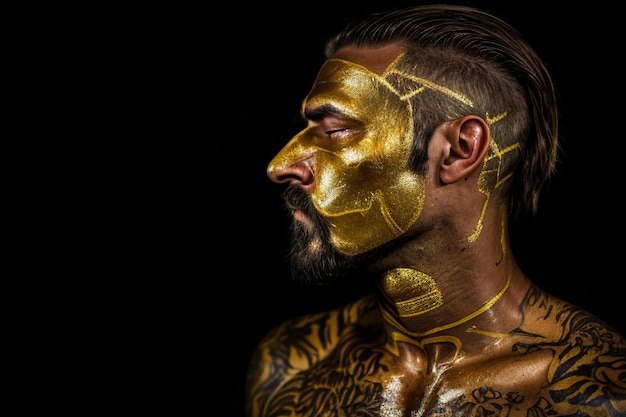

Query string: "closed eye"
[325, 128, 349, 138]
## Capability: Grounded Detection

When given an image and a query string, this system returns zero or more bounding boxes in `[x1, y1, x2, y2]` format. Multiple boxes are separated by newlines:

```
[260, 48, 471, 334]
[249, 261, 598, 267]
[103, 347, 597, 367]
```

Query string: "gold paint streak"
[382, 52, 406, 76]
[465, 325, 508, 340]
[499, 204, 508, 261]
[396, 73, 474, 106]
[493, 142, 519, 156]
[468, 135, 520, 243]
[382, 273, 511, 338]
[386, 330, 464, 360]
[485, 111, 507, 125]
[376, 189, 405, 234]
[495, 172, 513, 189]
[383, 52, 475, 106]
[467, 195, 487, 243]
[396, 294, 442, 317]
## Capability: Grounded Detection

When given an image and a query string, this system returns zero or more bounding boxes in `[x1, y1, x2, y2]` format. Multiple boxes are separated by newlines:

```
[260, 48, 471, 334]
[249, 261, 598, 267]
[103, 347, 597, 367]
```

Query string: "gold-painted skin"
[268, 57, 425, 256]
[380, 268, 443, 317]
[247, 5, 626, 417]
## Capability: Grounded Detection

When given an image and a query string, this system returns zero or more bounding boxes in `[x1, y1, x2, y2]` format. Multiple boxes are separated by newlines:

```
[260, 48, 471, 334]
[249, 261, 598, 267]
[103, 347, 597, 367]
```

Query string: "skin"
[246, 45, 626, 417]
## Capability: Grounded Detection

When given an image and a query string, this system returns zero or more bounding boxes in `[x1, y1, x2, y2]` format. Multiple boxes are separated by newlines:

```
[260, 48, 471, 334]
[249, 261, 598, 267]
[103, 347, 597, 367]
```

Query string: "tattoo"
[507, 285, 626, 416]
[247, 297, 386, 416]
[247, 289, 626, 416]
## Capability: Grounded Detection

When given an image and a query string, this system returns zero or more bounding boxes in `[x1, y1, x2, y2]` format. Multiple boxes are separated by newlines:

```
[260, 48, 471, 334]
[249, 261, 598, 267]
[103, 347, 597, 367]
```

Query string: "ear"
[439, 116, 490, 184]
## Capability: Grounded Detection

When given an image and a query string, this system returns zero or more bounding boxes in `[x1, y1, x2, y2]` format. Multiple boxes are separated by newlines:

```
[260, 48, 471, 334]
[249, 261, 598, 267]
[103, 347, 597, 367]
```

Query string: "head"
[267, 5, 559, 285]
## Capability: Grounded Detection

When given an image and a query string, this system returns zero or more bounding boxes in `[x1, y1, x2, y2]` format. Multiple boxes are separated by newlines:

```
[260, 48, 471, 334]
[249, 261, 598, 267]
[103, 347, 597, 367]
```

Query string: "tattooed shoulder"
[244, 295, 381, 415]
[507, 284, 626, 414]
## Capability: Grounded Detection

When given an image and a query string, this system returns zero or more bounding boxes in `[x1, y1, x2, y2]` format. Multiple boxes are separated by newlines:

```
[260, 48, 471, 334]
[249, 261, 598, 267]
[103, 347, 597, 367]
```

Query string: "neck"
[374, 255, 529, 360]
[379, 268, 444, 317]
[378, 267, 511, 336]
[369, 201, 531, 356]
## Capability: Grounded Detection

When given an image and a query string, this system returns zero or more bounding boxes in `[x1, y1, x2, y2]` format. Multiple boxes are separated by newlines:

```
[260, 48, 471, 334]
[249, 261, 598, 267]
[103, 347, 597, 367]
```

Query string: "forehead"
[329, 44, 405, 75]
[304, 44, 410, 122]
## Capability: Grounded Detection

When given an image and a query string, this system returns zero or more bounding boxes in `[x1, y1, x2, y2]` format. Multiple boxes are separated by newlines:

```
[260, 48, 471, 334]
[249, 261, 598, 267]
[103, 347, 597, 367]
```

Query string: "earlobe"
[440, 116, 490, 184]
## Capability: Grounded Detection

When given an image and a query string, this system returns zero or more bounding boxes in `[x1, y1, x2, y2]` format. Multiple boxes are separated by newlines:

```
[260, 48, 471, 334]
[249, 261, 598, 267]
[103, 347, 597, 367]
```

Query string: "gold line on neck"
[382, 272, 511, 338]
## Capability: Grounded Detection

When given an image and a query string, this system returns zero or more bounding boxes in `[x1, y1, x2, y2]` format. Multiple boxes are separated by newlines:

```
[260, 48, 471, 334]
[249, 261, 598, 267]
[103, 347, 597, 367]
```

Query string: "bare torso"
[246, 286, 626, 416]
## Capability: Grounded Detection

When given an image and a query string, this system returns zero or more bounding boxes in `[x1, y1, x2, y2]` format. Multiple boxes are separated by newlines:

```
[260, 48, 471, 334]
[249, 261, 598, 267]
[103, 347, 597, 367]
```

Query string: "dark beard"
[282, 186, 392, 287]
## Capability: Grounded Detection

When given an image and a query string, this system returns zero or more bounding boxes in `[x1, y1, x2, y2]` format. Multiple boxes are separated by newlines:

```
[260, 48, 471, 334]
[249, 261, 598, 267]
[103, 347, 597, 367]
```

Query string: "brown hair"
[325, 4, 559, 221]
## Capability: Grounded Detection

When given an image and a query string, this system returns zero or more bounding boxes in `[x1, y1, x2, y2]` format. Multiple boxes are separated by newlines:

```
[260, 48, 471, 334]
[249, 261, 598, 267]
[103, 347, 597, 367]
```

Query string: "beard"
[282, 186, 394, 287]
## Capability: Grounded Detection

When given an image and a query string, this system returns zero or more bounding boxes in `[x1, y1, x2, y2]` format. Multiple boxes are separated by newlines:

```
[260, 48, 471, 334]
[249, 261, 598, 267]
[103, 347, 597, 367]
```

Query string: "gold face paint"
[267, 58, 425, 255]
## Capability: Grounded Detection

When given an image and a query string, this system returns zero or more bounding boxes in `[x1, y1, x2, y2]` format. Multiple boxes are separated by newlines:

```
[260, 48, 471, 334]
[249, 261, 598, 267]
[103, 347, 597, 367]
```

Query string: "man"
[245, 5, 626, 416]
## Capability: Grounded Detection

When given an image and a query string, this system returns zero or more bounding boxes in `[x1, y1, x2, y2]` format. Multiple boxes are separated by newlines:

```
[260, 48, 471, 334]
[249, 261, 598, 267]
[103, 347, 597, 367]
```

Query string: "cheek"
[312, 151, 378, 214]
[311, 129, 412, 213]
[309, 120, 425, 255]
[317, 166, 427, 256]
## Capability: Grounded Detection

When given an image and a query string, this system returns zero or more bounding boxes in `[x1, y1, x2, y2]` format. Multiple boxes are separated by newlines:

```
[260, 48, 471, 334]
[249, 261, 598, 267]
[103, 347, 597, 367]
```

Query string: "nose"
[267, 157, 314, 187]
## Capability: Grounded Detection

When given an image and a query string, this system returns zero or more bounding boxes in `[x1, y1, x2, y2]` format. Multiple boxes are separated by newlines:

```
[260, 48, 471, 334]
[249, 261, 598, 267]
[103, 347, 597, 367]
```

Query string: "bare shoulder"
[252, 293, 380, 363]
[516, 284, 625, 350]
[511, 284, 626, 414]
[244, 294, 381, 415]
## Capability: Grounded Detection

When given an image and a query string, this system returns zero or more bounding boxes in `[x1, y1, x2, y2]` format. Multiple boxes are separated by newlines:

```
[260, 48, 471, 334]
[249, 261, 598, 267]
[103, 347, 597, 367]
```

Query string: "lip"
[293, 208, 307, 222]
[293, 208, 314, 229]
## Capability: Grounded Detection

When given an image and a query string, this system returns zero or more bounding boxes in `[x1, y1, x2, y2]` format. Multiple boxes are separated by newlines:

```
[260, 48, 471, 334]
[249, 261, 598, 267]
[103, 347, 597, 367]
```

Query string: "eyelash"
[325, 128, 347, 137]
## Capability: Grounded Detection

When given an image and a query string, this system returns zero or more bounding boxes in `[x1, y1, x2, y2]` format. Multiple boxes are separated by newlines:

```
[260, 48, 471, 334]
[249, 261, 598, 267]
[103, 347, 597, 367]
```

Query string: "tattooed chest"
[267, 366, 551, 417]
[263, 347, 558, 417]
[268, 346, 389, 416]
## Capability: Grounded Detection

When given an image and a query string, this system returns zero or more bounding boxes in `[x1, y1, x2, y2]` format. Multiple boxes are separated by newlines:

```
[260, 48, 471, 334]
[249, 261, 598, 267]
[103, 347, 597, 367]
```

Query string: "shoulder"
[245, 295, 381, 414]
[517, 284, 625, 349]
[252, 293, 380, 365]
[514, 285, 626, 414]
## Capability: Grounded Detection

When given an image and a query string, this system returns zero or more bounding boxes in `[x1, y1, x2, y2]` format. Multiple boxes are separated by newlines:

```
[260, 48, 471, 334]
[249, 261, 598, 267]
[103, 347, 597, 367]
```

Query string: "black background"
[114, 1, 625, 414]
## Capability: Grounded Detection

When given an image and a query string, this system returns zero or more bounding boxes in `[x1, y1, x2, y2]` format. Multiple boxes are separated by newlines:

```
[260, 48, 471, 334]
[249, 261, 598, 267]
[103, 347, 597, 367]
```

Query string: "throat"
[379, 268, 443, 317]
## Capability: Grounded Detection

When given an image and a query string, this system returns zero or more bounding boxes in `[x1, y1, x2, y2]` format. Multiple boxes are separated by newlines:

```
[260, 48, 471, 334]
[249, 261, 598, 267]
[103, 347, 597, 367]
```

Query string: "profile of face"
[267, 50, 427, 279]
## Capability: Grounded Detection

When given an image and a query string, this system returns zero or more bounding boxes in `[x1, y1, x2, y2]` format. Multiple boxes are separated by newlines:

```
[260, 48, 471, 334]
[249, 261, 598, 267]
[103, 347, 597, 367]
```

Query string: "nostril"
[290, 163, 314, 185]
[267, 160, 314, 186]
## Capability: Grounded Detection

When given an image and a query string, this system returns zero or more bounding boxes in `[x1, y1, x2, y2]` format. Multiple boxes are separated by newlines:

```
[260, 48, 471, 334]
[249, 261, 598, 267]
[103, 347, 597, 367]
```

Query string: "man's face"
[267, 46, 427, 257]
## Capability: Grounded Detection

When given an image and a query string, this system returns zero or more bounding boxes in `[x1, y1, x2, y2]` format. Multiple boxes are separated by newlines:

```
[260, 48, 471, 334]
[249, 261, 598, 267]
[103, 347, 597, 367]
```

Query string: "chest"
[267, 342, 553, 416]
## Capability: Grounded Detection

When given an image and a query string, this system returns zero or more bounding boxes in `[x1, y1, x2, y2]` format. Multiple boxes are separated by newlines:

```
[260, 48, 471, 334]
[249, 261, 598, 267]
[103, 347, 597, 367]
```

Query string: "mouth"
[292, 207, 314, 229]
[284, 186, 316, 229]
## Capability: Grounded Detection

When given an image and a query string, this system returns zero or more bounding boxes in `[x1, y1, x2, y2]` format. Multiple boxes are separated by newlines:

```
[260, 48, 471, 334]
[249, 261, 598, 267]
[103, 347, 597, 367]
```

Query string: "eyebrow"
[303, 104, 347, 122]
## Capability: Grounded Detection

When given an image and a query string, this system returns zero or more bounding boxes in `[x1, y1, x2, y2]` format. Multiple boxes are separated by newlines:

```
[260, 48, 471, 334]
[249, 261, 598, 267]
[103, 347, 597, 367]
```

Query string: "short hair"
[325, 5, 559, 221]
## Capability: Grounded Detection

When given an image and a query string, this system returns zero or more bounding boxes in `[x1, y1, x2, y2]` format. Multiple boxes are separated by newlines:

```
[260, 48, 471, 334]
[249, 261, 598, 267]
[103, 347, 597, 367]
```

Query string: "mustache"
[283, 186, 322, 222]
[282, 184, 332, 243]
[283, 185, 311, 210]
